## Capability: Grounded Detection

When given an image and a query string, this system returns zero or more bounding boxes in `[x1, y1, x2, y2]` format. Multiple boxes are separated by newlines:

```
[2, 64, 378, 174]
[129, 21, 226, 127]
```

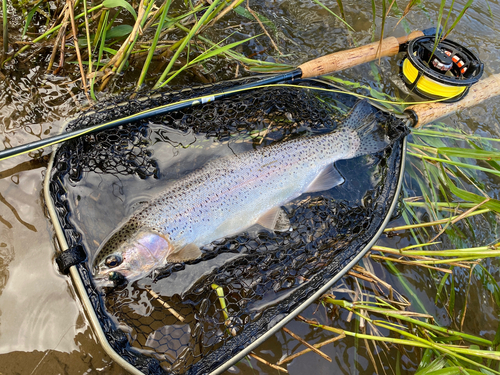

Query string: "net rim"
[43, 80, 410, 374]
[44, 149, 146, 375]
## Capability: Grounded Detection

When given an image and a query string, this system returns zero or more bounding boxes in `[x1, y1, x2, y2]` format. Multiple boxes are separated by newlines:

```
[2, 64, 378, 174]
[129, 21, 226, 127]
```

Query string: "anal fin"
[306, 164, 344, 193]
[257, 206, 291, 232]
[168, 243, 202, 263]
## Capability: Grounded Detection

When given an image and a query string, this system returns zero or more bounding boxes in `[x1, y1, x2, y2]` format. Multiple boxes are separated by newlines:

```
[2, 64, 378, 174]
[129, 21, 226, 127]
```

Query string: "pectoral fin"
[257, 206, 291, 232]
[168, 243, 202, 263]
[306, 164, 344, 193]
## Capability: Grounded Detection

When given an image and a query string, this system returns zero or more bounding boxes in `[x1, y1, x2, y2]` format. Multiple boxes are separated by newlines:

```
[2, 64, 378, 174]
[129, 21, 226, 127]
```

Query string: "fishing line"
[0, 81, 448, 161]
[0, 29, 451, 161]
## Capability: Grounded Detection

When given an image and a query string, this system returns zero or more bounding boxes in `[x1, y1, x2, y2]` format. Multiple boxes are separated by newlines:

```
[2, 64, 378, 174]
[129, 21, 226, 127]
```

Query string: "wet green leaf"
[106, 24, 133, 39]
[415, 354, 447, 374]
[234, 5, 273, 27]
[435, 273, 449, 304]
[102, 0, 138, 20]
[418, 348, 434, 370]
[22, 0, 43, 38]
[449, 268, 455, 317]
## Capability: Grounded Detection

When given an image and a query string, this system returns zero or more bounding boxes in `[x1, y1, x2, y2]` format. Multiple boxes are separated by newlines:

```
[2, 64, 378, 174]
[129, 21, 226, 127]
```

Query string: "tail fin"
[342, 100, 391, 158]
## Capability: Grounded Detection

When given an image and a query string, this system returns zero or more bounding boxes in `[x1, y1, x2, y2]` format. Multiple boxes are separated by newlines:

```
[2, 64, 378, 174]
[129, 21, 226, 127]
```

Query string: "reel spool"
[401, 36, 483, 102]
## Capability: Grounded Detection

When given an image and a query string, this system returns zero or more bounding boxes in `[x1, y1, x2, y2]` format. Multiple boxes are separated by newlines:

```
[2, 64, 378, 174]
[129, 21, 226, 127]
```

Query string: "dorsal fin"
[340, 100, 377, 130]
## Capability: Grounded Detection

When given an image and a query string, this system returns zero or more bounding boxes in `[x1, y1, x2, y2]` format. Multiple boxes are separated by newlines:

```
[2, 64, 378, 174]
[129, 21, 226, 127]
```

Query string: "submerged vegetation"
[1, 0, 499, 373]
[1, 0, 294, 98]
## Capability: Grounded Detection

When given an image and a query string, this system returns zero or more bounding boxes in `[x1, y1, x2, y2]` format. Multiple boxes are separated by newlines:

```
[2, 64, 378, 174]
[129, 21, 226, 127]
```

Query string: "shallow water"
[0, 0, 499, 374]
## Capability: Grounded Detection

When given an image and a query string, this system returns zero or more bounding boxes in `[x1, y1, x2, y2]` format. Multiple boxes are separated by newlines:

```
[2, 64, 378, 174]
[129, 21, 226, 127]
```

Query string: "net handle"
[298, 31, 424, 78]
[405, 73, 500, 127]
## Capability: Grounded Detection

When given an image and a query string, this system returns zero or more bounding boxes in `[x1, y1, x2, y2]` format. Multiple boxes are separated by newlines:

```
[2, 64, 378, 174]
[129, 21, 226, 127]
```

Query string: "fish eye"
[108, 271, 124, 282]
[105, 254, 123, 268]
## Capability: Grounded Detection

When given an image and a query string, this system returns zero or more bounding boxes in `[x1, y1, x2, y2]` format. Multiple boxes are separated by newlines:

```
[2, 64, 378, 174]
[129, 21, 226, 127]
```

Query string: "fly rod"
[0, 30, 429, 161]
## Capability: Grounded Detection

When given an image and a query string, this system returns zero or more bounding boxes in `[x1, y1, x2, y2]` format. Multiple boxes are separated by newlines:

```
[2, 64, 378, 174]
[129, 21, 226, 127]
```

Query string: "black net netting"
[48, 78, 408, 375]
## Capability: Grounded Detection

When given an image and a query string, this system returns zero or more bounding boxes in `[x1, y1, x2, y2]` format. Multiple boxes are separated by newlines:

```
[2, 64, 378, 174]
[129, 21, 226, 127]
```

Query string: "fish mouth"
[93, 275, 115, 288]
[93, 269, 128, 288]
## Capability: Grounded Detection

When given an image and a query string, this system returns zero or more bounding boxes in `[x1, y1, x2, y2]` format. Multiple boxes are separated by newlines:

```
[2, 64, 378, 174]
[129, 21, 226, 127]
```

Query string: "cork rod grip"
[406, 73, 500, 128]
[298, 30, 424, 79]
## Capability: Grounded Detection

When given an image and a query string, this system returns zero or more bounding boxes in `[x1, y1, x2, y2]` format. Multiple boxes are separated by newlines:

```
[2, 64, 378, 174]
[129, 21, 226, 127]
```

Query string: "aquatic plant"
[2, 0, 294, 97]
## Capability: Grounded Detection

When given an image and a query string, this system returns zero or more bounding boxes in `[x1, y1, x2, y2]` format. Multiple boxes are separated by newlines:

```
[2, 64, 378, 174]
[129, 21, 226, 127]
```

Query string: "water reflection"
[0, 192, 37, 232]
[0, 0, 499, 373]
[0, 242, 15, 297]
[0, 63, 124, 372]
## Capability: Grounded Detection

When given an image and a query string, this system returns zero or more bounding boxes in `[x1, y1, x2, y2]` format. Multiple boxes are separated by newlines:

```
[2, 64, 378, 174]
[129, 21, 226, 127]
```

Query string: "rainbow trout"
[93, 100, 390, 286]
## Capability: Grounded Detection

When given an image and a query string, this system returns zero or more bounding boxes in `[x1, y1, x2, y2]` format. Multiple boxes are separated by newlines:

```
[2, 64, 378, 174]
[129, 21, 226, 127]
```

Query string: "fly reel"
[401, 36, 483, 102]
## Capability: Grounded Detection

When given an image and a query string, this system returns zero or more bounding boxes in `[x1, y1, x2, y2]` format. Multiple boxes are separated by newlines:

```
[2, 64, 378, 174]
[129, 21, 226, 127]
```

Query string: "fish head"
[93, 227, 171, 288]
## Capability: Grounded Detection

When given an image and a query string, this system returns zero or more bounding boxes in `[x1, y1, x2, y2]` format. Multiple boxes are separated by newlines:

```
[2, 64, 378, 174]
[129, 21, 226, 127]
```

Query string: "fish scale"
[93, 100, 389, 286]
[145, 130, 351, 240]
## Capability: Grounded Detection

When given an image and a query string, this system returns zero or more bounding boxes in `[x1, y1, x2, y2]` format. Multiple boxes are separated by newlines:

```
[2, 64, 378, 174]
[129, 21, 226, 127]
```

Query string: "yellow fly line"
[402, 58, 467, 100]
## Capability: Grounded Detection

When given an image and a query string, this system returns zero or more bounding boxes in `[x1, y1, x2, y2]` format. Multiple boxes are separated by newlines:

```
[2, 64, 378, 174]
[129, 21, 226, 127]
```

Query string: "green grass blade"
[485, 0, 494, 17]
[160, 34, 258, 86]
[468, 140, 500, 171]
[423, 368, 484, 375]
[449, 268, 455, 317]
[439, 166, 500, 213]
[166, 17, 293, 72]
[412, 128, 500, 144]
[102, 0, 138, 19]
[370, 0, 376, 41]
[102, 46, 118, 55]
[22, 0, 44, 38]
[408, 152, 500, 178]
[441, 0, 456, 38]
[154, 0, 223, 88]
[417, 349, 439, 372]
[443, 0, 474, 39]
[415, 355, 447, 374]
[435, 273, 449, 305]
[136, 0, 173, 89]
[437, 147, 500, 161]
[4, 3, 105, 65]
[309, 0, 354, 31]
[335, 0, 346, 22]
[115, 0, 155, 75]
[379, 0, 387, 54]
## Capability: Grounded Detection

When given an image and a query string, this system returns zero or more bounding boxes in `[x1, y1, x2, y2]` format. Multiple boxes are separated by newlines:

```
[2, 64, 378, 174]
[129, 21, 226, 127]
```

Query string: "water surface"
[0, 0, 499, 374]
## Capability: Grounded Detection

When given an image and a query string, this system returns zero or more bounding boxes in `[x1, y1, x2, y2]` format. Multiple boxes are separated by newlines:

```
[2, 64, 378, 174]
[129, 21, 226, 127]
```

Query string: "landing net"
[46, 78, 408, 374]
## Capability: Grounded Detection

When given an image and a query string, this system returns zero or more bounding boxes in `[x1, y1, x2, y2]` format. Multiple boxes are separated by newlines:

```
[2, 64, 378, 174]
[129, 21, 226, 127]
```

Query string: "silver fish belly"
[93, 100, 388, 286]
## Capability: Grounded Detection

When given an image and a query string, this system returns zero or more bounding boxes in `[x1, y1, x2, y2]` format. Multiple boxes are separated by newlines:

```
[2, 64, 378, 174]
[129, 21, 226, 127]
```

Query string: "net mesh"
[48, 78, 408, 374]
